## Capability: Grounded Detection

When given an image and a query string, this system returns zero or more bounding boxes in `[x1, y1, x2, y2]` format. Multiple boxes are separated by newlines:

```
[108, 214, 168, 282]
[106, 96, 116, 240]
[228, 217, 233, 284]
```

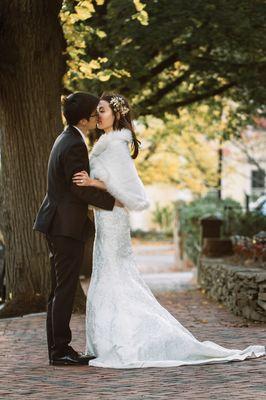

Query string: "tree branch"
[92, 0, 111, 16]
[231, 138, 266, 172]
[195, 57, 266, 69]
[139, 53, 183, 85]
[137, 70, 191, 111]
[145, 82, 236, 116]
[120, 44, 194, 94]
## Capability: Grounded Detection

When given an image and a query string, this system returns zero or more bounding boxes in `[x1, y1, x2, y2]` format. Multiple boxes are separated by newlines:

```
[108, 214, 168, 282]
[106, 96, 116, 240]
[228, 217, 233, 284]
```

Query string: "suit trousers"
[45, 234, 85, 358]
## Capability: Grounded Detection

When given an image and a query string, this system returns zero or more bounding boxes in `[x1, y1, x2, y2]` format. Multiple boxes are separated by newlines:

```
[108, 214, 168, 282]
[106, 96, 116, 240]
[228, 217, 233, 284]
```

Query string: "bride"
[72, 93, 265, 369]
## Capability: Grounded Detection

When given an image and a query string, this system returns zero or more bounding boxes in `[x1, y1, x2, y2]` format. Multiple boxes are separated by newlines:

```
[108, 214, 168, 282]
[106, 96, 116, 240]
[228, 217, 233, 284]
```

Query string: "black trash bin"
[200, 214, 233, 257]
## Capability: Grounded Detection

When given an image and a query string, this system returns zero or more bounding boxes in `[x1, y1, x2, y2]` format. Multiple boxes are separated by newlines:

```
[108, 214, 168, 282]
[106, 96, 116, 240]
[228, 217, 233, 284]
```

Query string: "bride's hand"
[72, 171, 93, 186]
[115, 199, 124, 208]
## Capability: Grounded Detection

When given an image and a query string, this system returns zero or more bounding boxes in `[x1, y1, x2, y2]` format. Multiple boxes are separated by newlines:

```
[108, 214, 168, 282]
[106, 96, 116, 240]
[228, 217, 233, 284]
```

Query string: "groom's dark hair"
[62, 92, 99, 125]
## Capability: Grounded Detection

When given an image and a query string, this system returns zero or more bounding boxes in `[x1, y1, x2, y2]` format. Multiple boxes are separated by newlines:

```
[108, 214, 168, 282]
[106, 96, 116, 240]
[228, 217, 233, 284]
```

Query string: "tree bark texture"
[0, 0, 65, 316]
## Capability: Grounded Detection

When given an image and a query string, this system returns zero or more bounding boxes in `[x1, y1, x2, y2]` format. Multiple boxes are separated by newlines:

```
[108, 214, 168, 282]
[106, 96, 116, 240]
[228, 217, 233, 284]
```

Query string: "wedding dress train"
[85, 129, 265, 368]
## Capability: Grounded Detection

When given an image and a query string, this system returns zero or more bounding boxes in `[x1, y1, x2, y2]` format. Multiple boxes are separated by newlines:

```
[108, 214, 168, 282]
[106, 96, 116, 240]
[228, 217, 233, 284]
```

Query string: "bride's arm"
[72, 171, 107, 190]
[72, 171, 124, 207]
[92, 141, 150, 211]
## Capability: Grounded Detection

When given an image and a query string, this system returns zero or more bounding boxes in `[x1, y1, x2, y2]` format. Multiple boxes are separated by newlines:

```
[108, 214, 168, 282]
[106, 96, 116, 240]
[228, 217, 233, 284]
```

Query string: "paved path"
[133, 242, 178, 273]
[133, 241, 197, 292]
[1, 289, 265, 399]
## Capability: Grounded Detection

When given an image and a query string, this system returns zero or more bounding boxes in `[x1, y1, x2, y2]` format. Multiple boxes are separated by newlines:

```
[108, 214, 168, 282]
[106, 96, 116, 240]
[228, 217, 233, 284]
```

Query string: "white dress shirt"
[73, 125, 88, 150]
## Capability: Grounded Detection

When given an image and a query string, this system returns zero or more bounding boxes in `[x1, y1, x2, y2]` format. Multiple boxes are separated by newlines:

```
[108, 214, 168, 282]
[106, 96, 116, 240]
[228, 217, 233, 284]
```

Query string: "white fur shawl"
[89, 129, 150, 211]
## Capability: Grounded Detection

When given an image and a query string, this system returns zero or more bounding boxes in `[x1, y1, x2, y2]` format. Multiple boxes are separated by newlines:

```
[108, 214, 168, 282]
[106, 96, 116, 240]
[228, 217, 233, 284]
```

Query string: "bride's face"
[97, 100, 115, 132]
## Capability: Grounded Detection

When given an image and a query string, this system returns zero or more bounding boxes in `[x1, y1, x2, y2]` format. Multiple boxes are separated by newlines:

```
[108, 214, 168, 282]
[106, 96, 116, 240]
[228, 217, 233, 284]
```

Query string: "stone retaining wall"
[198, 257, 266, 322]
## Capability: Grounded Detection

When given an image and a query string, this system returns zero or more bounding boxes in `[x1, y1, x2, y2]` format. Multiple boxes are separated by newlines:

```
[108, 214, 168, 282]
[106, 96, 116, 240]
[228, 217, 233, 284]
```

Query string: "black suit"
[33, 126, 115, 358]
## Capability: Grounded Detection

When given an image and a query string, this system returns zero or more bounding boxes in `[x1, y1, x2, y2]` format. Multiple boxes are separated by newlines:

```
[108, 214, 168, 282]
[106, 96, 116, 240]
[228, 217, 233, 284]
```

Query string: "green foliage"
[178, 196, 243, 264]
[131, 229, 172, 241]
[235, 212, 266, 237]
[152, 203, 174, 236]
[61, 0, 266, 121]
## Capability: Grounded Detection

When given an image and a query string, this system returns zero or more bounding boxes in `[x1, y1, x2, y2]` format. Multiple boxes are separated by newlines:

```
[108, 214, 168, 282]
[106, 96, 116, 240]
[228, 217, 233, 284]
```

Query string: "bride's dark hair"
[100, 93, 140, 159]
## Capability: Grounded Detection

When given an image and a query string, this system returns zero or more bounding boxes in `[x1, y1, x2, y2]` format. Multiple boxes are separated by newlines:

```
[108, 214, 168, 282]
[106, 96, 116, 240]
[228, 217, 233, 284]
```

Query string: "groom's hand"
[115, 199, 124, 208]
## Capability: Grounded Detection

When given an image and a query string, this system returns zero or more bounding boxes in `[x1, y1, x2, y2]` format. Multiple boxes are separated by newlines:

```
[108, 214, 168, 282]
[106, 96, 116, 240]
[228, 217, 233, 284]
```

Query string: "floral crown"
[109, 95, 130, 116]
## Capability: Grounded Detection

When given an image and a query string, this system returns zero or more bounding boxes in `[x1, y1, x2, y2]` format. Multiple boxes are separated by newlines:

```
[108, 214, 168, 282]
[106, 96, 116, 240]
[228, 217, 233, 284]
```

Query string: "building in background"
[222, 123, 266, 207]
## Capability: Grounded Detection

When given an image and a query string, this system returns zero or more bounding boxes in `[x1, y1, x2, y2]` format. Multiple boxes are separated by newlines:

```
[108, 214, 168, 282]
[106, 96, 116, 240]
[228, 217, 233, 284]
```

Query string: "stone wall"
[198, 257, 266, 322]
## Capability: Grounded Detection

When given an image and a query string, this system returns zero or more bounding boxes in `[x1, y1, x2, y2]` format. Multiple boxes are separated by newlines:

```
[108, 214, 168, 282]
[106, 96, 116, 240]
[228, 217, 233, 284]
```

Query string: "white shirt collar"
[73, 125, 87, 146]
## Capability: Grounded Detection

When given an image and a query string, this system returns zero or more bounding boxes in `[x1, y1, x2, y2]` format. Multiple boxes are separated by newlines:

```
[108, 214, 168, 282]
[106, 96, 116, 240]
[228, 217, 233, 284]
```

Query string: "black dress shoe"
[50, 354, 83, 365]
[64, 346, 96, 362]
[50, 352, 96, 366]
[79, 354, 96, 363]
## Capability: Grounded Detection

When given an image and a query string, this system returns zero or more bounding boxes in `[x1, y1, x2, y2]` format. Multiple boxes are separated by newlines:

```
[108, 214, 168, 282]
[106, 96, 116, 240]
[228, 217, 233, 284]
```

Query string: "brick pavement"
[0, 289, 265, 400]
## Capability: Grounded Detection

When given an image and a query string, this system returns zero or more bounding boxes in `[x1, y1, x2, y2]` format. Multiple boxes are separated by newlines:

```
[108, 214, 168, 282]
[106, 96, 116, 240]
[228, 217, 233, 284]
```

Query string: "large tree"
[0, 1, 65, 316]
[0, 0, 146, 317]
[63, 0, 266, 117]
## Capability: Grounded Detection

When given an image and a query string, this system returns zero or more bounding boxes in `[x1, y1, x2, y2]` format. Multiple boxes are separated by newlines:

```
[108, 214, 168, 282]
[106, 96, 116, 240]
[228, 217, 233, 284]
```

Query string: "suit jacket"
[33, 125, 115, 241]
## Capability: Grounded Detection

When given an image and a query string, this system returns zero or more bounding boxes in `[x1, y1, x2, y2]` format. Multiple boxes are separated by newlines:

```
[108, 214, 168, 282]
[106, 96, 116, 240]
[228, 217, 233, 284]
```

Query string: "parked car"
[250, 194, 266, 216]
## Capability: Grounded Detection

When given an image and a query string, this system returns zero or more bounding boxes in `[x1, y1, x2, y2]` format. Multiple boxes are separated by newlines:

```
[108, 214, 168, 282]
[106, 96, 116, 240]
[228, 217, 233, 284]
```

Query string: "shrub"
[151, 203, 174, 236]
[177, 196, 243, 265]
[235, 212, 266, 237]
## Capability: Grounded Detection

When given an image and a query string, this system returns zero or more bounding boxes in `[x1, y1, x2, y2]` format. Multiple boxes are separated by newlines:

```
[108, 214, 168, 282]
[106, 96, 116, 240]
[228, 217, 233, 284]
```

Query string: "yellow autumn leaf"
[78, 1, 95, 12]
[113, 69, 131, 78]
[133, 0, 145, 12]
[74, 6, 93, 20]
[79, 62, 93, 75]
[98, 57, 108, 63]
[95, 29, 107, 39]
[132, 10, 149, 26]
[68, 14, 80, 24]
[75, 39, 86, 49]
[97, 70, 112, 81]
[138, 10, 149, 25]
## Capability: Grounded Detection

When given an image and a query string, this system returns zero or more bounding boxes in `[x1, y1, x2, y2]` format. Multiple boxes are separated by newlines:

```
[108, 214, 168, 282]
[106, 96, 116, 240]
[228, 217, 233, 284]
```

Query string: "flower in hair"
[109, 95, 130, 116]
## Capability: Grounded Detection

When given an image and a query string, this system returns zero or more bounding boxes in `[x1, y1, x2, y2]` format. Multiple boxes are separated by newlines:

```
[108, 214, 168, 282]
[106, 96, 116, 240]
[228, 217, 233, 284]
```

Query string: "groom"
[33, 92, 119, 365]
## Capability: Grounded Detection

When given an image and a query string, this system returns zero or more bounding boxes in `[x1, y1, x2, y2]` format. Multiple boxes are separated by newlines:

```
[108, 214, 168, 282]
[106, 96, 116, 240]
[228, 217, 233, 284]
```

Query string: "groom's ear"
[80, 118, 88, 125]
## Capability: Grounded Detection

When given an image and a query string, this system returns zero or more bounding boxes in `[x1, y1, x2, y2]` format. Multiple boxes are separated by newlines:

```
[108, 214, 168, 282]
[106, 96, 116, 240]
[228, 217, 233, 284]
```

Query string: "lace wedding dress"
[85, 129, 265, 369]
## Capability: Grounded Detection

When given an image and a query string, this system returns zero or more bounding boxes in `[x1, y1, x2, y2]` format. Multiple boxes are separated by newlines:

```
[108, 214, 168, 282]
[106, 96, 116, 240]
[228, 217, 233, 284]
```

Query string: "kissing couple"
[34, 92, 265, 368]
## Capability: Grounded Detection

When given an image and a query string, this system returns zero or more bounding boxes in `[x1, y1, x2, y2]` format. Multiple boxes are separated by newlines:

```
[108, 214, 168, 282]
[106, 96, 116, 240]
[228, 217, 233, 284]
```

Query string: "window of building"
[251, 169, 265, 188]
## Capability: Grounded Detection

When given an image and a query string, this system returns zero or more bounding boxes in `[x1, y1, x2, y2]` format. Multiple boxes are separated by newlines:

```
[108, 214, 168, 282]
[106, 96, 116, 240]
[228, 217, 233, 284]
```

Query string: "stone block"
[256, 273, 266, 283]
[258, 293, 266, 301]
[198, 258, 266, 322]
[259, 284, 266, 293]
[257, 300, 266, 313]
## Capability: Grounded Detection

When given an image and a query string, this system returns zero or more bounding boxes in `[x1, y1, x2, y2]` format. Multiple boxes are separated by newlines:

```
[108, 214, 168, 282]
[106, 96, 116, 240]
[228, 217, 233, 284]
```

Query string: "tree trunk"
[0, 1, 65, 317]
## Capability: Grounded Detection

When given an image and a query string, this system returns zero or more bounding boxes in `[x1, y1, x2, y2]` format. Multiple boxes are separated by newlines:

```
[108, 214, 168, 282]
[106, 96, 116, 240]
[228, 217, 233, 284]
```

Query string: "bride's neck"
[104, 127, 113, 134]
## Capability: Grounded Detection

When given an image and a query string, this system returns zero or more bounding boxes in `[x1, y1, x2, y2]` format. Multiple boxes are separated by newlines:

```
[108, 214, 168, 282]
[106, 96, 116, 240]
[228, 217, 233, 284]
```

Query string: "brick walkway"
[0, 289, 265, 399]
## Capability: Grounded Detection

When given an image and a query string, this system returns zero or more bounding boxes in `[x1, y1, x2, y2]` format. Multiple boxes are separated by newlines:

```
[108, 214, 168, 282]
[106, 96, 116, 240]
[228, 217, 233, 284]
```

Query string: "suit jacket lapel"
[67, 126, 90, 174]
